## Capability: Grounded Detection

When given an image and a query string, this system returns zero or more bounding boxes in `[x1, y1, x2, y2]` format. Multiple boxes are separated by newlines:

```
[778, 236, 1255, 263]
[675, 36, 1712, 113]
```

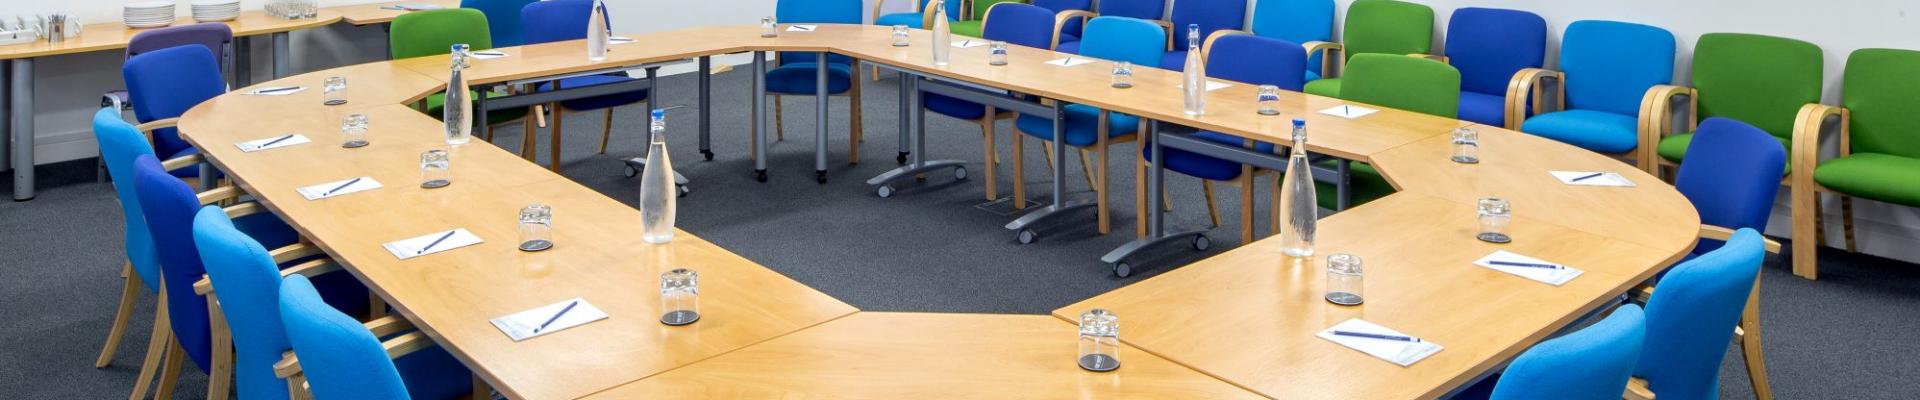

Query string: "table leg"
[896, 66, 909, 165]
[752, 52, 767, 182]
[10, 58, 33, 201]
[1097, 121, 1208, 273]
[813, 52, 828, 184]
[1003, 101, 1095, 241]
[234, 36, 253, 88]
[271, 32, 290, 79]
[382, 23, 394, 60]
[697, 56, 712, 161]
[861, 75, 968, 195]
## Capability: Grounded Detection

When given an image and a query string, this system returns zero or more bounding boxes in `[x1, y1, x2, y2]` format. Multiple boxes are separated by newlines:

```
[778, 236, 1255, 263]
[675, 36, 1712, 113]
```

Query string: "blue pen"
[416, 230, 457, 255]
[1569, 172, 1605, 182]
[254, 134, 295, 150]
[323, 177, 362, 196]
[1332, 330, 1422, 343]
[1489, 260, 1564, 270]
[533, 300, 579, 333]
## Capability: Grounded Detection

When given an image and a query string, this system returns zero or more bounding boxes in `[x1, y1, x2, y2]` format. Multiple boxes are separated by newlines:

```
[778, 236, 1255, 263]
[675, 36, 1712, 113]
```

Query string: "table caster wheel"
[623, 165, 638, 178]
[678, 185, 690, 198]
[1113, 262, 1133, 278]
[815, 170, 828, 184]
[876, 184, 894, 198]
[755, 170, 768, 183]
[1192, 235, 1211, 251]
[701, 150, 714, 161]
[1017, 229, 1038, 244]
[953, 166, 968, 181]
[896, 152, 909, 165]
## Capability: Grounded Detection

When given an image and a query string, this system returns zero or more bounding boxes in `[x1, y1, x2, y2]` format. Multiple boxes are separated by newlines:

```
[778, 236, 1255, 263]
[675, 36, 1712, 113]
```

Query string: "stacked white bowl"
[190, 0, 241, 22]
[123, 1, 178, 28]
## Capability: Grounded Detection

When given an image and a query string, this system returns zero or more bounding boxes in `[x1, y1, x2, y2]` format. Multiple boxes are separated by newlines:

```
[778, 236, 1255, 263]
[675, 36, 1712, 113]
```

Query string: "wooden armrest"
[1638, 84, 1696, 167]
[272, 316, 421, 379]
[1050, 10, 1096, 50]
[269, 243, 325, 264]
[280, 258, 345, 279]
[223, 202, 268, 219]
[274, 351, 303, 379]
[1409, 53, 1447, 63]
[870, 0, 898, 25]
[194, 275, 216, 295]
[381, 332, 439, 361]
[197, 185, 242, 206]
[1625, 377, 1655, 400]
[1301, 41, 1343, 78]
[1199, 29, 1250, 61]
[1699, 225, 1783, 253]
[1630, 284, 1654, 304]
[1791, 103, 1847, 188]
[134, 118, 180, 134]
[160, 153, 205, 172]
[363, 315, 417, 338]
[1504, 68, 1564, 130]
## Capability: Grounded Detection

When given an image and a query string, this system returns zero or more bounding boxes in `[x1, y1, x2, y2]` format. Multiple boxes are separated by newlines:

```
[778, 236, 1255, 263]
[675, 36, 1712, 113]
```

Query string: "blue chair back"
[1249, 0, 1331, 74]
[124, 45, 225, 159]
[1097, 0, 1165, 21]
[280, 275, 412, 400]
[1080, 16, 1166, 67]
[127, 23, 233, 63]
[1204, 34, 1306, 91]
[1168, 0, 1246, 52]
[1559, 20, 1676, 117]
[1674, 117, 1786, 254]
[982, 3, 1057, 49]
[1031, 0, 1091, 40]
[131, 154, 216, 372]
[461, 0, 538, 47]
[92, 108, 164, 293]
[775, 0, 862, 66]
[195, 206, 296, 400]
[1490, 305, 1647, 400]
[520, 0, 597, 45]
[1444, 7, 1545, 96]
[1637, 228, 1765, 400]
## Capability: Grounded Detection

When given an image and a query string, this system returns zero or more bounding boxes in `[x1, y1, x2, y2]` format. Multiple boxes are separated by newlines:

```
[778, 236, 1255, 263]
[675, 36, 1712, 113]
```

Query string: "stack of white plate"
[124, 1, 178, 28]
[190, 0, 240, 22]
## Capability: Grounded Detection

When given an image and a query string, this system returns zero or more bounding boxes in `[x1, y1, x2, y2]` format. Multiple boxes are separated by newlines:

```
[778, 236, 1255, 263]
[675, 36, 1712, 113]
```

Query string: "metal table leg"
[271, 31, 290, 79]
[751, 52, 768, 182]
[1099, 121, 1210, 277]
[697, 56, 713, 161]
[864, 74, 967, 198]
[382, 23, 394, 60]
[896, 66, 909, 165]
[1335, 159, 1351, 211]
[10, 58, 33, 201]
[475, 85, 490, 138]
[1004, 101, 1096, 242]
[234, 36, 253, 87]
[643, 67, 657, 112]
[812, 52, 829, 184]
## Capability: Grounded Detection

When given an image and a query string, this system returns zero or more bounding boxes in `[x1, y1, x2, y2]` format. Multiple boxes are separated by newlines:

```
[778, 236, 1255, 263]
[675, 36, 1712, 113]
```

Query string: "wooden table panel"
[0, 11, 339, 60]
[335, 0, 461, 25]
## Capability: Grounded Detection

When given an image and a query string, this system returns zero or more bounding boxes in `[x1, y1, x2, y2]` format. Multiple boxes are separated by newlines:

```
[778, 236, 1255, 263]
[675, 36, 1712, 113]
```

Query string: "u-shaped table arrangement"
[177, 24, 1699, 399]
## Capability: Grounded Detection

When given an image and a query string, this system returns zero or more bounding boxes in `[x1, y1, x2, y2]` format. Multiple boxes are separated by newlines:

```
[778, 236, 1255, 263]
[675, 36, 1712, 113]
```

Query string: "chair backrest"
[131, 154, 216, 373]
[1637, 228, 1765, 400]
[195, 206, 296, 400]
[1444, 7, 1545, 97]
[1168, 0, 1246, 52]
[1250, 0, 1332, 46]
[461, 0, 537, 47]
[1692, 33, 1823, 140]
[775, 0, 862, 66]
[982, 3, 1058, 50]
[520, 0, 599, 45]
[1341, 53, 1459, 118]
[968, 0, 1023, 21]
[1203, 33, 1306, 91]
[127, 22, 233, 64]
[123, 45, 225, 158]
[280, 275, 413, 400]
[92, 108, 163, 294]
[1096, 0, 1165, 21]
[1490, 305, 1646, 400]
[1031, 0, 1091, 37]
[1080, 16, 1166, 67]
[1842, 48, 1920, 159]
[390, 8, 494, 59]
[1674, 117, 1786, 254]
[1558, 20, 1675, 117]
[1340, 0, 1432, 60]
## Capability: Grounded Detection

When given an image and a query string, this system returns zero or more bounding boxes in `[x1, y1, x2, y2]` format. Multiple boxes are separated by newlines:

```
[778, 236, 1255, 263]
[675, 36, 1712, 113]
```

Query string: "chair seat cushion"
[875, 13, 924, 29]
[926, 93, 991, 120]
[1312, 160, 1392, 209]
[1160, 50, 1190, 71]
[392, 345, 475, 400]
[1055, 40, 1081, 55]
[424, 91, 532, 126]
[1457, 91, 1507, 127]
[765, 62, 854, 94]
[537, 74, 650, 111]
[1815, 153, 1920, 207]
[1521, 109, 1640, 154]
[1014, 104, 1139, 147]
[1056, 32, 1079, 46]
[1144, 131, 1278, 181]
[1303, 77, 1341, 97]
[1658, 132, 1792, 174]
[951, 20, 984, 37]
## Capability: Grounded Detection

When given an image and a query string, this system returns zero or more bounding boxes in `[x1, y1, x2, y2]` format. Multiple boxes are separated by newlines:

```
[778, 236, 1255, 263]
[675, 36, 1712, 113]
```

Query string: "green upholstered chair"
[1299, 0, 1434, 98]
[1648, 33, 1822, 173]
[391, 9, 531, 143]
[1315, 54, 1459, 209]
[1789, 48, 1920, 280]
[951, 0, 1026, 37]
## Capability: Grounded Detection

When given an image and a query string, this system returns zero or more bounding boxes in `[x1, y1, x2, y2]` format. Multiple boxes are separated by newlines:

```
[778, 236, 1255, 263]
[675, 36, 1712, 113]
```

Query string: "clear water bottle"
[640, 109, 677, 244]
[1278, 119, 1316, 257]
[444, 44, 473, 146]
[930, 0, 951, 66]
[586, 0, 609, 61]
[1181, 24, 1205, 116]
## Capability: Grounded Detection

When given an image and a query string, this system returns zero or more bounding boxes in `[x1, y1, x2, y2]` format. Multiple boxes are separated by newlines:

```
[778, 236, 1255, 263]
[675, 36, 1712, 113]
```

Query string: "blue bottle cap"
[651, 109, 666, 119]
[1292, 118, 1306, 127]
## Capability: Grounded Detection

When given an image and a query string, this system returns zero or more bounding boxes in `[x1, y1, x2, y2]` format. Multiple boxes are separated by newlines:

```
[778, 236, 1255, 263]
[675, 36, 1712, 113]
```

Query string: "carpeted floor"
[3, 65, 1917, 399]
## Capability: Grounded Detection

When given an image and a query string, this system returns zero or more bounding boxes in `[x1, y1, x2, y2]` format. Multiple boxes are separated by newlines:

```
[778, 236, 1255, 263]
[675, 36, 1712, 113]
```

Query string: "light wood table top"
[335, 0, 462, 25]
[583, 312, 1265, 399]
[0, 11, 339, 60]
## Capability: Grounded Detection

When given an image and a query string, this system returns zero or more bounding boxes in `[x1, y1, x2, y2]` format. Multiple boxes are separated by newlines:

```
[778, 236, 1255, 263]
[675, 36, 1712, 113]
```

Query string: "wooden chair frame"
[1626, 226, 1782, 400]
[1502, 67, 1661, 171]
[273, 316, 491, 400]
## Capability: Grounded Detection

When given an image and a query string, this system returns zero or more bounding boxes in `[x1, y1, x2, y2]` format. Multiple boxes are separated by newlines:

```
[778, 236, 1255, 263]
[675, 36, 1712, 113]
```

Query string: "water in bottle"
[640, 109, 677, 244]
[931, 0, 952, 66]
[444, 44, 473, 145]
[1181, 24, 1205, 116]
[586, 0, 610, 61]
[1278, 119, 1316, 257]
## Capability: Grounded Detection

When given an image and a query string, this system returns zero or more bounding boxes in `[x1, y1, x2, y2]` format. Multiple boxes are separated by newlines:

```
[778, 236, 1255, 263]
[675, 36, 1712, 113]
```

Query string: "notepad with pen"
[382, 228, 483, 260]
[490, 298, 609, 341]
[1317, 319, 1443, 367]
[1474, 250, 1584, 286]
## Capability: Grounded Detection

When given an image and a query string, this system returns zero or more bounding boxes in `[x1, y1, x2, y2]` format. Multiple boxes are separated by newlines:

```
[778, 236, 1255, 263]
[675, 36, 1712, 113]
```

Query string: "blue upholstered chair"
[1012, 16, 1163, 235]
[1630, 228, 1767, 400]
[1512, 20, 1675, 165]
[522, 0, 652, 172]
[922, 2, 1058, 201]
[1033, 0, 1092, 48]
[91, 109, 189, 400]
[1248, 0, 1332, 82]
[280, 274, 476, 400]
[1157, 0, 1247, 71]
[873, 0, 960, 29]
[462, 0, 537, 47]
[1054, 0, 1164, 54]
[1442, 7, 1545, 127]
[122, 45, 225, 178]
[1142, 32, 1302, 242]
[768, 0, 864, 160]
[1481, 305, 1647, 400]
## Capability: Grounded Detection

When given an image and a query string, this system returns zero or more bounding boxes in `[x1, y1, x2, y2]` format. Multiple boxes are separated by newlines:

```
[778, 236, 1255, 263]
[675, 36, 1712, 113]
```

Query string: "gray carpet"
[3, 66, 1917, 399]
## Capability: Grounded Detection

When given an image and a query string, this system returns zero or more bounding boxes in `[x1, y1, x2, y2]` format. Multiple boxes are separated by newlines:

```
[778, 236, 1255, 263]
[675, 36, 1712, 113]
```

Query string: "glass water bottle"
[1278, 119, 1316, 257]
[930, 0, 951, 66]
[586, 0, 610, 61]
[640, 109, 677, 244]
[444, 44, 474, 146]
[1180, 24, 1205, 116]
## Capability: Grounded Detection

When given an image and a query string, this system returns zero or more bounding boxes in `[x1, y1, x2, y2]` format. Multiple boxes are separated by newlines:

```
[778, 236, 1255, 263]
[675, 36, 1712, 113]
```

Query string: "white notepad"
[296, 177, 382, 200]
[386, 4, 443, 11]
[1474, 250, 1584, 286]
[785, 24, 817, 32]
[1317, 319, 1444, 367]
[468, 51, 509, 60]
[609, 36, 636, 44]
[951, 39, 988, 48]
[1550, 170, 1635, 187]
[243, 86, 305, 96]
[234, 134, 310, 152]
[490, 298, 609, 341]
[1044, 57, 1094, 67]
[1177, 80, 1232, 92]
[382, 228, 483, 260]
[1319, 105, 1379, 119]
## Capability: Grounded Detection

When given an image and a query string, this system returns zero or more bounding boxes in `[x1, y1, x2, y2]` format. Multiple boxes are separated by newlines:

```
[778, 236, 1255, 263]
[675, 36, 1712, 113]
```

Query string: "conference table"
[174, 24, 1698, 399]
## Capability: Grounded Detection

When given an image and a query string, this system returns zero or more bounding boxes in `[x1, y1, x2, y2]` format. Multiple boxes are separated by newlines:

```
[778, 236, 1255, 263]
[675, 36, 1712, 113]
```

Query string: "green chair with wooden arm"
[391, 8, 533, 147]
[1316, 53, 1458, 209]
[1788, 48, 1920, 280]
[1645, 33, 1823, 177]
[950, 0, 1026, 37]
[1299, 0, 1434, 98]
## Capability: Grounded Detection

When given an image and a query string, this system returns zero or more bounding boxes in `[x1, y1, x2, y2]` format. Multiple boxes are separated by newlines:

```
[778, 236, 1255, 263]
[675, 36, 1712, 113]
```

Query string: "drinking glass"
[1256, 85, 1281, 115]
[340, 114, 369, 148]
[891, 25, 910, 46]
[760, 17, 777, 38]
[1325, 253, 1364, 305]
[518, 204, 553, 252]
[420, 149, 451, 188]
[1110, 61, 1133, 89]
[988, 41, 1008, 65]
[1451, 127, 1479, 164]
[322, 76, 347, 106]
[1477, 197, 1512, 243]
[1077, 309, 1120, 372]
[660, 268, 700, 326]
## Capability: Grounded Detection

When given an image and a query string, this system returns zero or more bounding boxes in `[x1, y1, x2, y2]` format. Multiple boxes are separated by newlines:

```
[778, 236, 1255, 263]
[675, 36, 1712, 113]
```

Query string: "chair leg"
[550, 105, 565, 173]
[870, 65, 882, 82]
[1238, 173, 1255, 243]
[1077, 149, 1096, 189]
[129, 288, 172, 400]
[97, 264, 141, 368]
[598, 108, 614, 154]
[1135, 154, 1148, 237]
[520, 112, 538, 160]
[1740, 278, 1774, 400]
[1013, 132, 1027, 210]
[1094, 121, 1111, 235]
[153, 340, 186, 400]
[471, 374, 490, 400]
[1040, 142, 1058, 171]
[208, 293, 234, 400]
[1270, 174, 1282, 237]
[774, 94, 785, 142]
[1813, 194, 1828, 248]
[849, 63, 864, 164]
[1841, 196, 1857, 253]
[1201, 181, 1221, 228]
[979, 113, 998, 200]
[1791, 182, 1820, 279]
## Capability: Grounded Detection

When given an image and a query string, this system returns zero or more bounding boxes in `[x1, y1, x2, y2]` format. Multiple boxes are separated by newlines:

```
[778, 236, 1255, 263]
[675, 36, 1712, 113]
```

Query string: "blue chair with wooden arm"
[91, 108, 205, 400]
[279, 274, 477, 400]
[1012, 16, 1164, 235]
[1156, 0, 1247, 71]
[1441, 7, 1545, 127]
[767, 0, 865, 164]
[1053, 0, 1162, 55]
[921, 2, 1058, 202]
[1032, 0, 1091, 49]
[1464, 305, 1647, 400]
[1247, 0, 1331, 83]
[122, 45, 226, 179]
[1626, 228, 1768, 400]
[1509, 20, 1675, 168]
[461, 0, 536, 47]
[521, 0, 653, 172]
